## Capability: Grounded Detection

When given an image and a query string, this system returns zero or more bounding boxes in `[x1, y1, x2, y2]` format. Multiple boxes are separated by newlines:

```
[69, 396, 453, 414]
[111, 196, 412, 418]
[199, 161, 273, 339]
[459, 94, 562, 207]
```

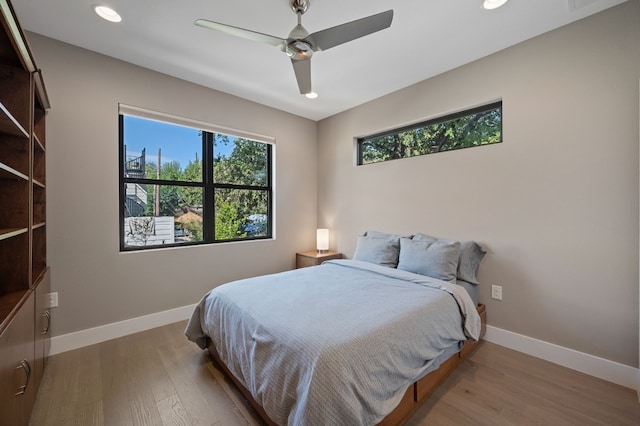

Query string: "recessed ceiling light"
[483, 0, 509, 10]
[94, 5, 122, 23]
[305, 92, 318, 99]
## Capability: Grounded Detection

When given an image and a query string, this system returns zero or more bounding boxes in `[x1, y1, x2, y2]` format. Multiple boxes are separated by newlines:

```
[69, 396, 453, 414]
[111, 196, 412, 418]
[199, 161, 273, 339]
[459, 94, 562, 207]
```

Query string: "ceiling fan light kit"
[483, 0, 510, 10]
[195, 0, 393, 96]
[94, 5, 122, 23]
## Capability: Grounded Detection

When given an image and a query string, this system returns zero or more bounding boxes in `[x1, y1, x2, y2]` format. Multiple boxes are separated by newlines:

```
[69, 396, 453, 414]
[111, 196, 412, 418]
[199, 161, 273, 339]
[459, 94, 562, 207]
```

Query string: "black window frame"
[357, 101, 502, 166]
[119, 114, 273, 252]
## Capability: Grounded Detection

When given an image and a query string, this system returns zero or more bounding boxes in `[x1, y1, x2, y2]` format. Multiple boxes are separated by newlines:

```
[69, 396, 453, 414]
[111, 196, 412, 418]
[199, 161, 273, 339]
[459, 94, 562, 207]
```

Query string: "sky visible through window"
[123, 115, 234, 170]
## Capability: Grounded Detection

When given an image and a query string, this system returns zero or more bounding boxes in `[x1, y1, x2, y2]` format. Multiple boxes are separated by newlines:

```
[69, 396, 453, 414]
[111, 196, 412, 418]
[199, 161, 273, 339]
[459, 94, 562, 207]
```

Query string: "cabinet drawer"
[0, 291, 35, 426]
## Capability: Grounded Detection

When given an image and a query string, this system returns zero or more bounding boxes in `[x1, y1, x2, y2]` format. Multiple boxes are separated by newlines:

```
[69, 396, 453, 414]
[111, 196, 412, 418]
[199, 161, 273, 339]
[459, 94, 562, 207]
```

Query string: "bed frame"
[207, 303, 487, 426]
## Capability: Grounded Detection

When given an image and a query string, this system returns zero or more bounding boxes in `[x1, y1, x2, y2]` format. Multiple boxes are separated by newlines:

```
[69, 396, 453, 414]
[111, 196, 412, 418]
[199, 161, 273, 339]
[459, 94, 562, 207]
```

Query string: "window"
[119, 107, 273, 251]
[357, 101, 502, 165]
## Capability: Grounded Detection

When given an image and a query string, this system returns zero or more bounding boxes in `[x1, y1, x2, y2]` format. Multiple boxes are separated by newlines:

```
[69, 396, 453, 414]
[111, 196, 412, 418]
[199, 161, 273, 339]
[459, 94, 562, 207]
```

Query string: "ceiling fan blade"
[195, 19, 286, 51]
[308, 10, 393, 51]
[291, 58, 312, 94]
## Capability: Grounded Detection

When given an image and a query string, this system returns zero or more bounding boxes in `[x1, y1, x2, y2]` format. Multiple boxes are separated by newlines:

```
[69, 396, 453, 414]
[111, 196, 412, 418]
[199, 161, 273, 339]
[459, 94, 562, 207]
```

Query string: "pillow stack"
[352, 231, 486, 285]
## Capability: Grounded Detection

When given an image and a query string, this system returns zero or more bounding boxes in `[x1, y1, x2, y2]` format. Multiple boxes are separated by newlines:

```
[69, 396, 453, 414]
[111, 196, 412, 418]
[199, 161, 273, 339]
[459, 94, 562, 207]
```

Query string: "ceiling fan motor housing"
[290, 0, 310, 15]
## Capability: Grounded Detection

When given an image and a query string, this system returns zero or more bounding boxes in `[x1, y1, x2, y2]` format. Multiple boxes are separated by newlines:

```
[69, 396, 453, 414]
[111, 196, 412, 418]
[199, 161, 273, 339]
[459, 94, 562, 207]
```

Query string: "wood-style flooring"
[29, 320, 640, 425]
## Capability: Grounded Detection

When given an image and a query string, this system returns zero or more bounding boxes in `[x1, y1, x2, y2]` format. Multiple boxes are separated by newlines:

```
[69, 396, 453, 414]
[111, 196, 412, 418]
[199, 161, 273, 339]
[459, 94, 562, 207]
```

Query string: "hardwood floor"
[29, 320, 640, 426]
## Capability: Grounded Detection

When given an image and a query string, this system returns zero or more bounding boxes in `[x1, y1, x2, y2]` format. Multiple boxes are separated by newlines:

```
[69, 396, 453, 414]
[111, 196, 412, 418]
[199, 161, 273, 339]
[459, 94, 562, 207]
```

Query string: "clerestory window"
[357, 101, 502, 165]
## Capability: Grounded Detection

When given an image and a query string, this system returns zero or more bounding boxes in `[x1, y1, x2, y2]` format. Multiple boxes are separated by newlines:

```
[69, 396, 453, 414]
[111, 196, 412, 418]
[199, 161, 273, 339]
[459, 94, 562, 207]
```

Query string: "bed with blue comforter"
[186, 259, 482, 426]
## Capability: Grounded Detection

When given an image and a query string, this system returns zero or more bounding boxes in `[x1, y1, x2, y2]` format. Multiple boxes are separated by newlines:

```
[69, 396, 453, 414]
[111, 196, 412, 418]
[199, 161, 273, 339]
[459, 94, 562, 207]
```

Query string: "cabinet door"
[34, 268, 51, 388]
[0, 291, 35, 426]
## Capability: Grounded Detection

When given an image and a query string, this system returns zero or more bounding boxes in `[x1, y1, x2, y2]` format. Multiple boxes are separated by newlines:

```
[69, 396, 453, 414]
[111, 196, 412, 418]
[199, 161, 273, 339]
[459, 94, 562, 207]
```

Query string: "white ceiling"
[14, 0, 627, 121]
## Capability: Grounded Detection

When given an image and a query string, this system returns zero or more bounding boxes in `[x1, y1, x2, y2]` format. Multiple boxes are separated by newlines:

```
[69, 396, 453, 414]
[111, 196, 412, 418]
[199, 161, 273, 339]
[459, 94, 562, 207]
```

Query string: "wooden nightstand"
[296, 250, 343, 268]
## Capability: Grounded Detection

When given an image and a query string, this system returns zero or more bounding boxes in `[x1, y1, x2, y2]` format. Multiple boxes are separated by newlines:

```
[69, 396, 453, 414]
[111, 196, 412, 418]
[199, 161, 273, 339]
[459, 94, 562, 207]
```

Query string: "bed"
[186, 233, 487, 425]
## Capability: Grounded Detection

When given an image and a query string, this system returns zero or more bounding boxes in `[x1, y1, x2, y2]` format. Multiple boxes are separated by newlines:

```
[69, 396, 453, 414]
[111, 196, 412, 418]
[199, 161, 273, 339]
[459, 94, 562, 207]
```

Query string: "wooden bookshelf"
[0, 0, 51, 423]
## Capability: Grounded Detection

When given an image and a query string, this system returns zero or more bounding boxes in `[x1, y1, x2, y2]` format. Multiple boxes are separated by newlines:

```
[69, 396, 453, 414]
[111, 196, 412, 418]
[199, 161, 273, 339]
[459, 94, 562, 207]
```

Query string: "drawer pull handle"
[14, 359, 31, 396]
[41, 310, 51, 335]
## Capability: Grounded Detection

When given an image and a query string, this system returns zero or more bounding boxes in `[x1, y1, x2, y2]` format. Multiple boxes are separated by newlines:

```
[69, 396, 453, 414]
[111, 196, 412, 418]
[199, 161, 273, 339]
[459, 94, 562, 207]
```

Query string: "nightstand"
[296, 250, 343, 269]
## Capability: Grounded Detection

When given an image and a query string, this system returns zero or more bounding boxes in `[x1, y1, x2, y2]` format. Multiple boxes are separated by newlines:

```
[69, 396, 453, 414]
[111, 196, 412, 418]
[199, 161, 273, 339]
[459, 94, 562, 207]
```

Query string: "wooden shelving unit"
[0, 0, 51, 423]
[31, 94, 46, 284]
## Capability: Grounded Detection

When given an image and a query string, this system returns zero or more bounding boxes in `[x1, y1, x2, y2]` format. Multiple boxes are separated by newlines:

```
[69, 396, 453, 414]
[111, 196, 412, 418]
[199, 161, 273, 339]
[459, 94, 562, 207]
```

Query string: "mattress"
[186, 259, 480, 425]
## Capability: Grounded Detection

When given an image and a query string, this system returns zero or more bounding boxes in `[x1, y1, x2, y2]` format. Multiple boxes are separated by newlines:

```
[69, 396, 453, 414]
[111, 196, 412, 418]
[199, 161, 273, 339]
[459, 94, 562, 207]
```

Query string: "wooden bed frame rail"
[379, 303, 486, 425]
[207, 303, 487, 426]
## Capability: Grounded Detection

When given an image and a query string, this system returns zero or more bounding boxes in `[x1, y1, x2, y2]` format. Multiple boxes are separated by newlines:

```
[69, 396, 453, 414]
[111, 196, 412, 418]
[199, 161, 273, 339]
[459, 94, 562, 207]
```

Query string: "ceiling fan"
[195, 0, 394, 96]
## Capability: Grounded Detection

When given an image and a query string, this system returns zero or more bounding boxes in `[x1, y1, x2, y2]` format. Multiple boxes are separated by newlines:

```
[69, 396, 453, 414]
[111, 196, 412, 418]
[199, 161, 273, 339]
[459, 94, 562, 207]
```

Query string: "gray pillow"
[364, 230, 412, 240]
[413, 233, 486, 285]
[397, 238, 460, 283]
[457, 240, 486, 285]
[411, 233, 438, 243]
[353, 236, 400, 268]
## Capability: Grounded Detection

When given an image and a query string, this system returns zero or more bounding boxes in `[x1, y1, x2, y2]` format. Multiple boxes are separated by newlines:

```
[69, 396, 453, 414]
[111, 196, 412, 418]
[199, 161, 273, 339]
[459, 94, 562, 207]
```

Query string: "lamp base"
[317, 249, 328, 254]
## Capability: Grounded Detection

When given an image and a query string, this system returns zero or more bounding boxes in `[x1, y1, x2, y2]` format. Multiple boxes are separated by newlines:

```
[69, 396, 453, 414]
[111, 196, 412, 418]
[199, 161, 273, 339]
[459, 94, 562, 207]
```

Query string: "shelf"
[34, 133, 45, 151]
[0, 101, 28, 138]
[32, 225, 46, 284]
[0, 159, 28, 181]
[32, 267, 47, 290]
[0, 230, 29, 294]
[0, 288, 30, 335]
[32, 178, 45, 188]
[0, 132, 28, 176]
[32, 222, 45, 230]
[0, 227, 27, 241]
[33, 102, 46, 148]
[0, 63, 30, 134]
[33, 141, 45, 185]
[33, 184, 45, 224]
[0, 178, 28, 229]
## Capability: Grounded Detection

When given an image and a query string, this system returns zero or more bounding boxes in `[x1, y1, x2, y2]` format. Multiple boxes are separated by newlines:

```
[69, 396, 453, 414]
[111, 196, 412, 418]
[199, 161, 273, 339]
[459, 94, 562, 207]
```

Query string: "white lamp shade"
[316, 229, 329, 251]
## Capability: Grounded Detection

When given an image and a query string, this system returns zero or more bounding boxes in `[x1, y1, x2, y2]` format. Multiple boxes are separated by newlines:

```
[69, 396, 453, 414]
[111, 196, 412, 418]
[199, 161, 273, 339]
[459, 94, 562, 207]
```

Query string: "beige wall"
[318, 2, 640, 367]
[28, 34, 318, 336]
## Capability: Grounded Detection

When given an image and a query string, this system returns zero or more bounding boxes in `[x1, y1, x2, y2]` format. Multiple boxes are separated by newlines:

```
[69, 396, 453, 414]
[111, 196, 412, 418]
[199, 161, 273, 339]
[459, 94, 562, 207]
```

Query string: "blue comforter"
[186, 259, 480, 425]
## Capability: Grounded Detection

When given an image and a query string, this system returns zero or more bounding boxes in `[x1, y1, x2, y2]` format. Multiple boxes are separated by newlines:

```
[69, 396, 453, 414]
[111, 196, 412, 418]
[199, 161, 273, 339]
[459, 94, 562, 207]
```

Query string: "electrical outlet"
[491, 285, 503, 301]
[48, 292, 58, 308]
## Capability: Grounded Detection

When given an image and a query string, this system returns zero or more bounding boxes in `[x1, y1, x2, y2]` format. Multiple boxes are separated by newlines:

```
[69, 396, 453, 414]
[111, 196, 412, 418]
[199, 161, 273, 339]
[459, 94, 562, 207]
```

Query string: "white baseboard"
[485, 325, 639, 390]
[49, 304, 196, 355]
[50, 308, 639, 393]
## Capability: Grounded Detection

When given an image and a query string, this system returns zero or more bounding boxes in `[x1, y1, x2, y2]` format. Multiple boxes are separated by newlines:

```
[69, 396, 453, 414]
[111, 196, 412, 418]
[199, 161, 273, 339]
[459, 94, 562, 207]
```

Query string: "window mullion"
[267, 144, 273, 236]
[119, 114, 126, 251]
[122, 178, 203, 187]
[213, 183, 269, 191]
[203, 132, 215, 242]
